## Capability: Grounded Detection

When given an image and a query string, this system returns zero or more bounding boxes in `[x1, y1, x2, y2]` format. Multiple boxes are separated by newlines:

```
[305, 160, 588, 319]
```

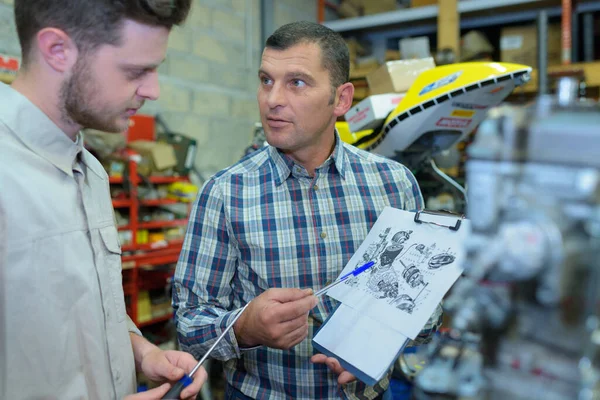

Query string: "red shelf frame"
[139, 198, 179, 206]
[138, 219, 188, 230]
[110, 155, 191, 328]
[137, 313, 174, 328]
[112, 199, 132, 208]
[121, 239, 184, 253]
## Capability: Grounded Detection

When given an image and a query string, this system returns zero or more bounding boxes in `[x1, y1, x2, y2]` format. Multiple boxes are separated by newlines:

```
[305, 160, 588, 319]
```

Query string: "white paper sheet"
[313, 303, 408, 384]
[328, 207, 469, 339]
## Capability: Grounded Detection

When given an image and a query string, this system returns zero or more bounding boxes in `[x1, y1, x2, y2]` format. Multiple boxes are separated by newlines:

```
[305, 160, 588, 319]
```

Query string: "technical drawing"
[359, 227, 391, 267]
[390, 294, 416, 314]
[365, 230, 413, 297]
[402, 264, 425, 288]
[428, 252, 456, 269]
[346, 227, 461, 316]
[327, 207, 468, 340]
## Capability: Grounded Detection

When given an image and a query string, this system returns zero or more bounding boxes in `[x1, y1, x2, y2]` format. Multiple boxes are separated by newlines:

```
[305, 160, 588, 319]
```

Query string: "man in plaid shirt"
[173, 21, 442, 400]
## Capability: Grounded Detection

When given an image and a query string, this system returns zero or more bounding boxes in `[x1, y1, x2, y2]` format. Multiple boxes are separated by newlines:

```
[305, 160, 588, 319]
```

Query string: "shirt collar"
[268, 131, 347, 186]
[0, 83, 82, 177]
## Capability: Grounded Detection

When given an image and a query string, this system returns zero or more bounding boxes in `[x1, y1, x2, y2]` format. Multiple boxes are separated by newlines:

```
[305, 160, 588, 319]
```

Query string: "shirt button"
[115, 369, 121, 381]
[313, 185, 319, 190]
[320, 232, 327, 239]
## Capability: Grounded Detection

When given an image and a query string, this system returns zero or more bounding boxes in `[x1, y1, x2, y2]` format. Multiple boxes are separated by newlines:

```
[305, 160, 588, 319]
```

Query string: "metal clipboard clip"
[414, 209, 464, 231]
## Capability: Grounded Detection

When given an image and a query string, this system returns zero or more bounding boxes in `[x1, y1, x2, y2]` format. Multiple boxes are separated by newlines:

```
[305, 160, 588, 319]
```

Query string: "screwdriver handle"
[161, 303, 249, 399]
[161, 374, 193, 399]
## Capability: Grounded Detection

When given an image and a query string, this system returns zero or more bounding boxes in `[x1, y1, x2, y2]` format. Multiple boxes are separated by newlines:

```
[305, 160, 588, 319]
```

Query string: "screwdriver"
[162, 263, 374, 399]
[162, 302, 250, 399]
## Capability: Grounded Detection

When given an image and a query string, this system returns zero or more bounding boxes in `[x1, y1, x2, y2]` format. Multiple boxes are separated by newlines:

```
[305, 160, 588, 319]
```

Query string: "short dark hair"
[266, 21, 350, 89]
[14, 0, 192, 66]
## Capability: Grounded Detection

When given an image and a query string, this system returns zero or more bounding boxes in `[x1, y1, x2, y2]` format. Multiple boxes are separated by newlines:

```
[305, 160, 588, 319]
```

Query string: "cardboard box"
[345, 38, 367, 62]
[400, 36, 431, 60]
[461, 30, 494, 61]
[337, 1, 361, 18]
[353, 85, 370, 102]
[411, 0, 437, 7]
[128, 140, 178, 175]
[500, 24, 562, 68]
[165, 133, 197, 176]
[366, 58, 435, 95]
[345, 93, 405, 132]
[363, 0, 397, 15]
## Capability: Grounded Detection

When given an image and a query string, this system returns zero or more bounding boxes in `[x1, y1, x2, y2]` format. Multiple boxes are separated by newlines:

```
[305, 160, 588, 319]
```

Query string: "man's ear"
[36, 28, 78, 72]
[333, 82, 355, 118]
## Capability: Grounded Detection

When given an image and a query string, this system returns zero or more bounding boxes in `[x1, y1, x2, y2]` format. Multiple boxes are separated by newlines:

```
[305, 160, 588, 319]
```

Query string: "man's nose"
[137, 71, 160, 101]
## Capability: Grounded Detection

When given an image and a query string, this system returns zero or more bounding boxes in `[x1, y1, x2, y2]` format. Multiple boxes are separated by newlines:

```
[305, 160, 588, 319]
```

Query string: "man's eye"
[260, 76, 272, 85]
[292, 79, 306, 87]
[128, 70, 147, 80]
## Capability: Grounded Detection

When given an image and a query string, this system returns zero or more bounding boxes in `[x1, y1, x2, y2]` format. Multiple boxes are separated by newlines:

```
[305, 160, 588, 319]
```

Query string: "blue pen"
[314, 261, 375, 297]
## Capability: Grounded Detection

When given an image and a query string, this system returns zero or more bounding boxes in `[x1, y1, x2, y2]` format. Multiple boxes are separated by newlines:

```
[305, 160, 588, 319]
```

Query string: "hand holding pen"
[163, 261, 375, 398]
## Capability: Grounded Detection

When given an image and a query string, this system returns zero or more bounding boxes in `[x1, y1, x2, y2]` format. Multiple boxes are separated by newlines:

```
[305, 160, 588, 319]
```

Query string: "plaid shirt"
[173, 136, 442, 400]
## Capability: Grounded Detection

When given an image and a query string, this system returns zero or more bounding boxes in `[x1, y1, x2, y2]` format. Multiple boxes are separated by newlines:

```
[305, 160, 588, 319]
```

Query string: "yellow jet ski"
[338, 62, 531, 170]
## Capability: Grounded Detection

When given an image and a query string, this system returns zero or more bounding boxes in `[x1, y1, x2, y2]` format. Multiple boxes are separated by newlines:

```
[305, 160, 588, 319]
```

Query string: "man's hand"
[234, 288, 318, 349]
[311, 354, 357, 385]
[130, 333, 207, 400]
[124, 383, 171, 400]
[138, 349, 207, 400]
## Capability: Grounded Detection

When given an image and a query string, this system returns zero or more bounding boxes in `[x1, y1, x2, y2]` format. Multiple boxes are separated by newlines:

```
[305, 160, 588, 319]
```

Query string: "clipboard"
[414, 209, 465, 231]
[312, 207, 467, 386]
[313, 303, 409, 387]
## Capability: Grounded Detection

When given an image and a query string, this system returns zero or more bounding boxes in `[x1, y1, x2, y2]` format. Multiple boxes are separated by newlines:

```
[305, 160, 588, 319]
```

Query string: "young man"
[0, 1, 207, 399]
[173, 21, 442, 399]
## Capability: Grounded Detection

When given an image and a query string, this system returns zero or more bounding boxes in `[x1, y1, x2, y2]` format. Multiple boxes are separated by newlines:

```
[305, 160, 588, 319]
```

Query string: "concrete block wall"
[0, 0, 318, 176]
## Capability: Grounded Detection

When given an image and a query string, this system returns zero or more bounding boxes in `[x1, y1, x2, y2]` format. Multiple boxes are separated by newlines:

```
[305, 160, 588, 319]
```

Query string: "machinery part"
[411, 78, 600, 399]
[402, 265, 424, 288]
[429, 158, 467, 207]
[391, 294, 416, 313]
[338, 62, 532, 172]
[428, 253, 455, 270]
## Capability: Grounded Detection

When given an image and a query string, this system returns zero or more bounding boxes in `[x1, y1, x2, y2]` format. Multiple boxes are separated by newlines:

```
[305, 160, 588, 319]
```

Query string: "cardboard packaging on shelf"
[399, 36, 432, 60]
[500, 24, 561, 68]
[366, 57, 435, 95]
[411, 0, 437, 7]
[344, 93, 405, 132]
[128, 141, 178, 175]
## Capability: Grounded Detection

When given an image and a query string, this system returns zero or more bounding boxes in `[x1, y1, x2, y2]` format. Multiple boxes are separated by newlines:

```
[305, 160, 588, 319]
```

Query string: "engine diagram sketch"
[391, 294, 416, 314]
[328, 207, 469, 339]
[428, 253, 456, 269]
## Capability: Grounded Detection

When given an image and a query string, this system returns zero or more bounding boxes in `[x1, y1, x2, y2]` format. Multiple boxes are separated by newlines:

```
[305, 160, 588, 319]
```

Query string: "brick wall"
[0, 0, 318, 175]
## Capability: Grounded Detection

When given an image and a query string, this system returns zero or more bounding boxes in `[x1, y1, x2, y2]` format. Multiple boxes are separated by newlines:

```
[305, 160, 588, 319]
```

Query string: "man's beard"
[59, 58, 124, 133]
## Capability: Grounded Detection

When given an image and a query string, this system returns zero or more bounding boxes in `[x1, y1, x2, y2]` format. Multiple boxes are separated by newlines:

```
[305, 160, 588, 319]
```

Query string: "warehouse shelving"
[320, 0, 600, 86]
[111, 153, 192, 328]
[518, 61, 600, 92]
[322, 0, 600, 35]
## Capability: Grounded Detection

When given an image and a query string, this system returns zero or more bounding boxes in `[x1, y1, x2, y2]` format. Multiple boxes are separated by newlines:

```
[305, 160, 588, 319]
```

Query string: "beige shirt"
[0, 83, 141, 399]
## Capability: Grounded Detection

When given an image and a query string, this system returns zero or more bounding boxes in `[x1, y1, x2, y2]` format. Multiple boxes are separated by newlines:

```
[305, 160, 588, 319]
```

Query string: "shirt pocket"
[99, 226, 127, 322]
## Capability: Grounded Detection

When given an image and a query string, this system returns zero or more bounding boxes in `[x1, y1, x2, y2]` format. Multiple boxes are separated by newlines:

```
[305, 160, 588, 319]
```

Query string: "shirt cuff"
[127, 315, 143, 337]
[223, 307, 263, 357]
